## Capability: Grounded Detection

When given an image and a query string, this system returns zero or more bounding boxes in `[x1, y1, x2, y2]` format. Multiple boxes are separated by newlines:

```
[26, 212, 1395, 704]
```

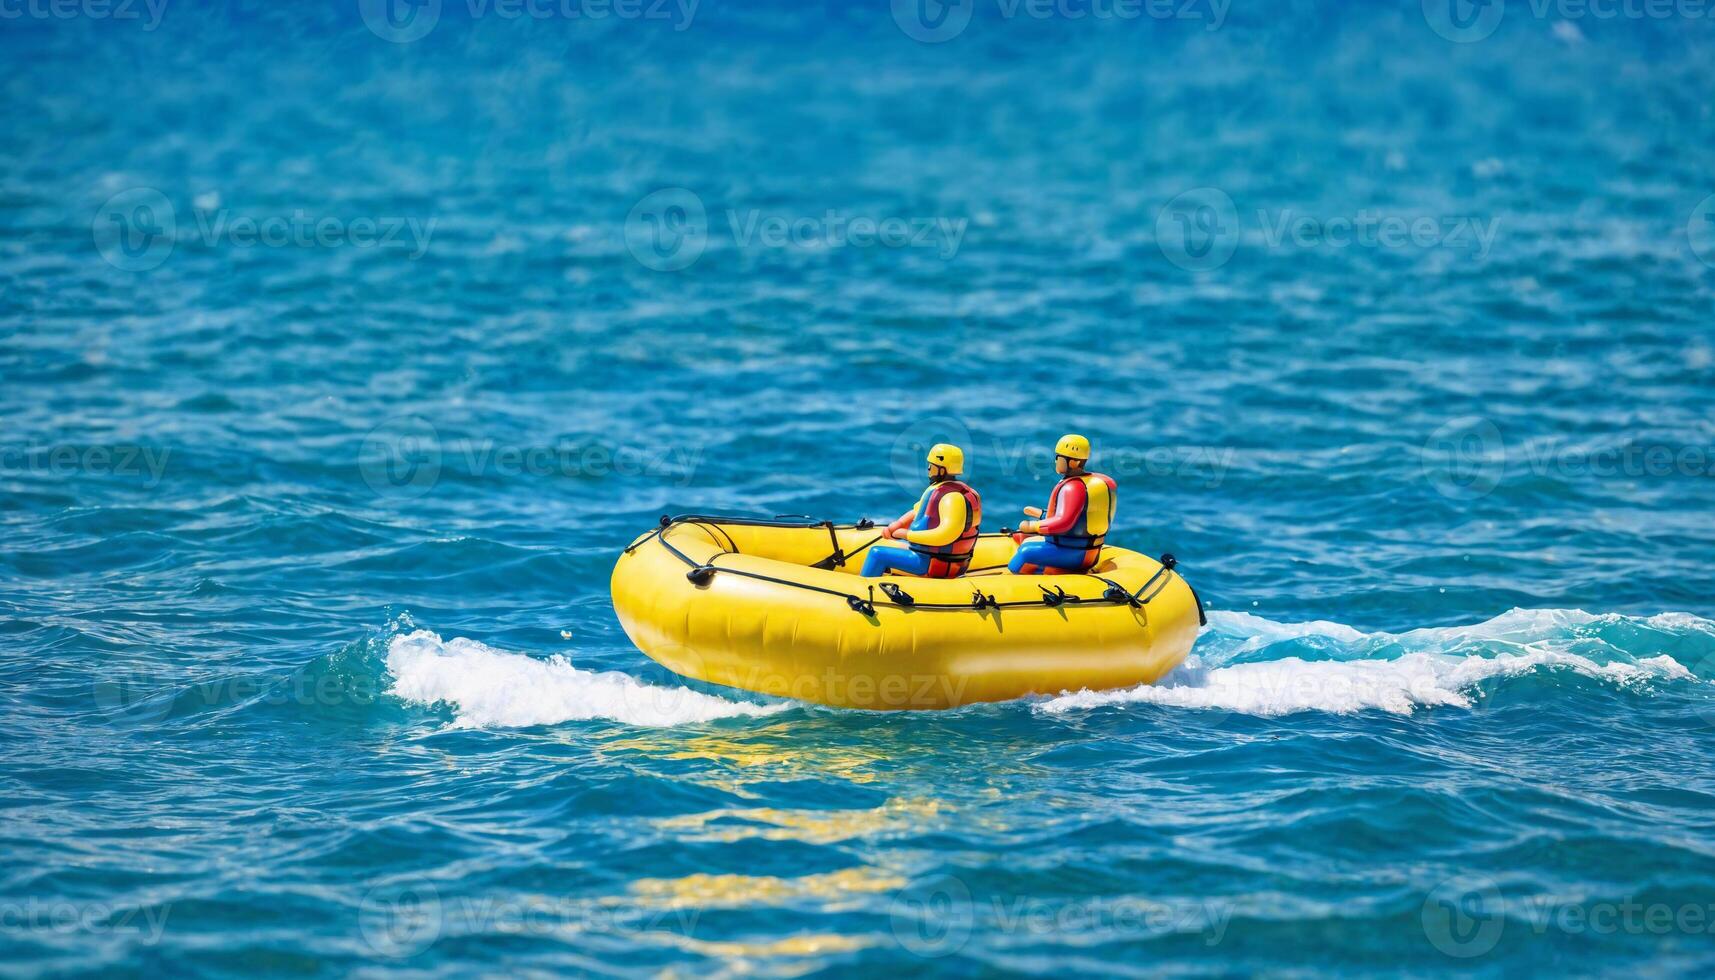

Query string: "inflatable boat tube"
[611, 516, 1204, 710]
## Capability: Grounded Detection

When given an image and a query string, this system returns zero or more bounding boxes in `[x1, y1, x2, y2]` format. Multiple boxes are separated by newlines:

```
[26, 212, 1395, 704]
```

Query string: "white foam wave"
[385, 630, 787, 729]
[1043, 607, 1707, 718]
[1040, 650, 1693, 718]
[1210, 607, 1715, 650]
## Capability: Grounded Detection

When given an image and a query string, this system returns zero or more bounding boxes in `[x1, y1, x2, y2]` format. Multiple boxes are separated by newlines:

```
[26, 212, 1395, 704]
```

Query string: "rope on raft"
[627, 514, 1207, 621]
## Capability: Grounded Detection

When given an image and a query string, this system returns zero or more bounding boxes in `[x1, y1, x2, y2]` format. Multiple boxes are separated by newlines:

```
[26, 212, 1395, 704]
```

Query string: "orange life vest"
[908, 480, 982, 563]
[1045, 472, 1116, 550]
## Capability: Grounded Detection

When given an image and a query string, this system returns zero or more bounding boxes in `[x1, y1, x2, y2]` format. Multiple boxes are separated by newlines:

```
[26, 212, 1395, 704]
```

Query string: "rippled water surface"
[5, 2, 1715, 975]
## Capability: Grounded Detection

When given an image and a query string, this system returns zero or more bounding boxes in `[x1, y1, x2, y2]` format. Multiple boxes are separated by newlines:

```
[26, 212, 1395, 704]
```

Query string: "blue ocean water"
[5, 0, 1715, 974]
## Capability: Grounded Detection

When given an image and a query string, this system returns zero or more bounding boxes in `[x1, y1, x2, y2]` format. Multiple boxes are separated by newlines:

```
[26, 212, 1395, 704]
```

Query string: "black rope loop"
[971, 590, 998, 610]
[686, 566, 716, 586]
[846, 594, 876, 616]
[1039, 585, 1070, 607]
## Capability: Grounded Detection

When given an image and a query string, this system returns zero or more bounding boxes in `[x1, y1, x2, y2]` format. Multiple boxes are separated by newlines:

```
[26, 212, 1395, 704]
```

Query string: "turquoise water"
[6, 2, 1715, 975]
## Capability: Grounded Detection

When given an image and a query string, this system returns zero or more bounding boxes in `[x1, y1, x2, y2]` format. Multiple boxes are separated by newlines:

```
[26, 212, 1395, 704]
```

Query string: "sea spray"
[1041, 607, 1708, 717]
[384, 629, 787, 728]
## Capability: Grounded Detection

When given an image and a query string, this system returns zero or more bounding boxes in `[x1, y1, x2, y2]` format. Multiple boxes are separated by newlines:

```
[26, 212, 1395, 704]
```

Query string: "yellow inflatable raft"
[611, 515, 1205, 710]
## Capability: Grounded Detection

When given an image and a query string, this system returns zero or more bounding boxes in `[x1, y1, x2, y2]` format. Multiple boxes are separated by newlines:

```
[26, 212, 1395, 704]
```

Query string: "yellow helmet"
[1054, 433, 1091, 460]
[926, 443, 965, 474]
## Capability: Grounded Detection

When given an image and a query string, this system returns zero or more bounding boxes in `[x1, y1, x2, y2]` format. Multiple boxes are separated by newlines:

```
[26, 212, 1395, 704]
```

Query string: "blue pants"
[1008, 538, 1094, 574]
[860, 545, 935, 577]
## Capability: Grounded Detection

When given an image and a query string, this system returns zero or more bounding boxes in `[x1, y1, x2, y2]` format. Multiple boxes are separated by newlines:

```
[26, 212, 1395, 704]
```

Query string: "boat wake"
[1040, 608, 1711, 717]
[379, 608, 1714, 728]
[385, 629, 787, 729]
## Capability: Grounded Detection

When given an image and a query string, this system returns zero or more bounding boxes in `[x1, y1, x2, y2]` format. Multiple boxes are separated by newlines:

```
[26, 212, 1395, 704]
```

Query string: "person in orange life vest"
[1009, 433, 1116, 575]
[859, 443, 982, 578]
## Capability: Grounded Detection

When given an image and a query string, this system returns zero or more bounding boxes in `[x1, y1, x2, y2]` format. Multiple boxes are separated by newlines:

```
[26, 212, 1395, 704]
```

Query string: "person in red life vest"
[859, 443, 982, 578]
[1009, 433, 1117, 575]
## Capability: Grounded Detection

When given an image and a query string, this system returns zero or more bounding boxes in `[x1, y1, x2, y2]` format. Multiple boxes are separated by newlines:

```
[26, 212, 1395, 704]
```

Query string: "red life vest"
[1045, 472, 1117, 550]
[908, 479, 982, 563]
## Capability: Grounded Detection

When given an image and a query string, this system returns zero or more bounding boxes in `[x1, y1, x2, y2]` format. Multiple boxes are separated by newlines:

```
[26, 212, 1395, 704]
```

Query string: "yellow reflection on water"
[627, 866, 906, 909]
[654, 930, 875, 963]
[655, 797, 943, 845]
[609, 869, 899, 971]
[602, 729, 892, 791]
